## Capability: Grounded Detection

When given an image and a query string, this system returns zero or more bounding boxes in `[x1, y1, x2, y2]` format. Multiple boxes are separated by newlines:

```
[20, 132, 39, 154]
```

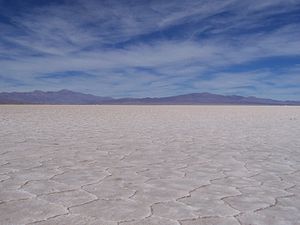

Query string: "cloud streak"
[0, 0, 299, 99]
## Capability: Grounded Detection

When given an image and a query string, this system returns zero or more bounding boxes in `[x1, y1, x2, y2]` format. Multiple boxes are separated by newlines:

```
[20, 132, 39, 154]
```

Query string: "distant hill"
[0, 89, 112, 104]
[0, 90, 299, 105]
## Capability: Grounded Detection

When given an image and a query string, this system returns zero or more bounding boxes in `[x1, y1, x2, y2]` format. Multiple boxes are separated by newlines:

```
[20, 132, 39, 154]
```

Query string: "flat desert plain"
[0, 105, 300, 225]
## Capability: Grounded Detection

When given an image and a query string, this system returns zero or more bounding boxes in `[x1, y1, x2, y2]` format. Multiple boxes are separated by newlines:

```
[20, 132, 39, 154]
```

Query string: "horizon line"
[1, 89, 300, 103]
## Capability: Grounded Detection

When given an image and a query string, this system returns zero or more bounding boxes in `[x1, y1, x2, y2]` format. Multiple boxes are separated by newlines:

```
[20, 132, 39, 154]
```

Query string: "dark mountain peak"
[56, 89, 76, 94]
[176, 92, 214, 96]
[32, 90, 44, 94]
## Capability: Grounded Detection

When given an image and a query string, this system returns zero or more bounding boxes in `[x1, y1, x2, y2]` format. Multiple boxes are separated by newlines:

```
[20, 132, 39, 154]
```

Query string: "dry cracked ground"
[0, 105, 300, 225]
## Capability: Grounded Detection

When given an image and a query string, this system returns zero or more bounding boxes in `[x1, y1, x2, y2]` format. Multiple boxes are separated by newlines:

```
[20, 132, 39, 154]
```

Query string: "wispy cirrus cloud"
[0, 0, 299, 99]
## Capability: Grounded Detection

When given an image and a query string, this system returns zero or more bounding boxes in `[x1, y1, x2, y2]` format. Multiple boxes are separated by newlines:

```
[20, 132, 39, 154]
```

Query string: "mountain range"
[0, 89, 299, 105]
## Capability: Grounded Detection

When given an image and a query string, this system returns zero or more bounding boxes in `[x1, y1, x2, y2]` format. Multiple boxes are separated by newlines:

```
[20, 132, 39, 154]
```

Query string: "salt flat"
[0, 105, 299, 225]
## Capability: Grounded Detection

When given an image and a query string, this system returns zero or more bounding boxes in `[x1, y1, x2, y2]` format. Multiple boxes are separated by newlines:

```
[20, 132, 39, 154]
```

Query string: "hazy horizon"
[1, 88, 300, 102]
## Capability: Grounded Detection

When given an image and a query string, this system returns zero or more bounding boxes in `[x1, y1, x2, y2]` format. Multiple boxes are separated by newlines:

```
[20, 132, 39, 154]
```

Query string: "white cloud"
[0, 0, 299, 99]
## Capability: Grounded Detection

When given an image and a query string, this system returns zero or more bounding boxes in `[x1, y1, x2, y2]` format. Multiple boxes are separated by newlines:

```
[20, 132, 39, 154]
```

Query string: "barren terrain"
[0, 105, 300, 225]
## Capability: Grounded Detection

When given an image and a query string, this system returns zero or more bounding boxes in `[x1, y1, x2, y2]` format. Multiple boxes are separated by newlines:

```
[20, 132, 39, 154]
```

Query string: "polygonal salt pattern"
[0, 105, 299, 224]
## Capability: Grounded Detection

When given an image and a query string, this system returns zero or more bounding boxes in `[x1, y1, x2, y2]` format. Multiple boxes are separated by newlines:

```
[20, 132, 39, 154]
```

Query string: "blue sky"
[0, 0, 300, 100]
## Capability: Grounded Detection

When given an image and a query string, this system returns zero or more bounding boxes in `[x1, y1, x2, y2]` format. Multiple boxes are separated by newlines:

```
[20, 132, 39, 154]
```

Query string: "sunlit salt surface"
[0, 105, 299, 225]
